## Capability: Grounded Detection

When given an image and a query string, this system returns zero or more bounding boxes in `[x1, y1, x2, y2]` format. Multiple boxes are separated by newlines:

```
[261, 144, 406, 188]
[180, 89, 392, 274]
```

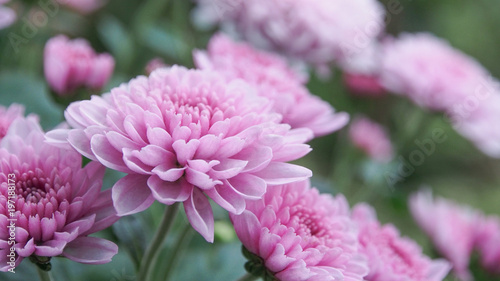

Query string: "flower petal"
[112, 174, 154, 216]
[183, 188, 214, 243]
[63, 236, 118, 264]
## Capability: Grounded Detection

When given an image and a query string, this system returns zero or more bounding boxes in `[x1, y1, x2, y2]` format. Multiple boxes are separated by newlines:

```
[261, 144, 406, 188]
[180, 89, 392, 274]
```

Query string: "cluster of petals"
[230, 180, 368, 281]
[192, 0, 385, 67]
[352, 203, 451, 281]
[194, 34, 348, 138]
[349, 117, 393, 163]
[409, 190, 481, 281]
[0, 103, 37, 140]
[44, 35, 115, 96]
[0, 0, 15, 30]
[0, 118, 119, 271]
[48, 65, 313, 242]
[380, 33, 500, 158]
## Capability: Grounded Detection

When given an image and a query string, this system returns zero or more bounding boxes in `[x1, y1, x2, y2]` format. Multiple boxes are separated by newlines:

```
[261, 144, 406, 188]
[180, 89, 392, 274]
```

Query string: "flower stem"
[36, 267, 54, 281]
[162, 223, 194, 281]
[235, 273, 259, 281]
[137, 203, 180, 281]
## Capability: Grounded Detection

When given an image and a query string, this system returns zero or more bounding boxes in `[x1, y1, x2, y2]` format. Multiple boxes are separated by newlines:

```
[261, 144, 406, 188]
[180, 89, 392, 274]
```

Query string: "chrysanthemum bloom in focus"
[230, 180, 368, 281]
[0, 0, 16, 29]
[349, 117, 393, 163]
[0, 118, 119, 271]
[0, 103, 38, 140]
[48, 66, 312, 242]
[192, 0, 385, 68]
[44, 35, 115, 96]
[409, 190, 480, 281]
[352, 203, 451, 281]
[194, 34, 349, 138]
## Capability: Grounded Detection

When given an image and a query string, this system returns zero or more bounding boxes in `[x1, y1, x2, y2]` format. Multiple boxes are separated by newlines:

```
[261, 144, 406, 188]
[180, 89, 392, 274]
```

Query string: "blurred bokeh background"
[1, 0, 500, 280]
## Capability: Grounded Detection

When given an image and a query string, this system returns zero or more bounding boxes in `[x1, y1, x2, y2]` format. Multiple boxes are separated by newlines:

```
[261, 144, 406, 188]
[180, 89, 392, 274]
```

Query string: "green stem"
[235, 273, 259, 281]
[36, 267, 54, 281]
[163, 223, 194, 281]
[137, 203, 180, 281]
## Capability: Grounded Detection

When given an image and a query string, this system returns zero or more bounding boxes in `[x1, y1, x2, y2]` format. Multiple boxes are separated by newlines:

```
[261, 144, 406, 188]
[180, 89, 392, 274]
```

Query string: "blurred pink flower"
[60, 0, 106, 14]
[0, 0, 16, 29]
[145, 58, 168, 75]
[343, 74, 385, 97]
[352, 203, 451, 281]
[409, 190, 480, 281]
[230, 180, 368, 281]
[193, 0, 385, 67]
[380, 33, 490, 111]
[44, 35, 114, 96]
[194, 34, 349, 138]
[0, 118, 118, 271]
[0, 104, 37, 140]
[475, 215, 500, 275]
[349, 117, 393, 163]
[48, 66, 312, 242]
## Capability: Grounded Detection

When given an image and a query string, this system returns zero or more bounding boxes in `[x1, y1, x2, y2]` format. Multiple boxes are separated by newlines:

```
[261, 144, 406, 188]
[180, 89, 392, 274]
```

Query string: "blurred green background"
[1, 0, 500, 280]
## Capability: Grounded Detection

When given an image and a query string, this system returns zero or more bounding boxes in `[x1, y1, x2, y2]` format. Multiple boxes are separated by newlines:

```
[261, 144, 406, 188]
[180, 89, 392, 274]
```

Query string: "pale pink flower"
[343, 74, 385, 97]
[230, 180, 368, 281]
[380, 33, 491, 111]
[44, 35, 115, 96]
[352, 203, 451, 281]
[60, 0, 106, 14]
[475, 216, 500, 275]
[409, 190, 480, 281]
[0, 104, 38, 140]
[0, 118, 119, 271]
[349, 117, 393, 163]
[48, 66, 312, 242]
[192, 0, 385, 67]
[145, 58, 168, 75]
[0, 0, 15, 30]
[194, 34, 349, 137]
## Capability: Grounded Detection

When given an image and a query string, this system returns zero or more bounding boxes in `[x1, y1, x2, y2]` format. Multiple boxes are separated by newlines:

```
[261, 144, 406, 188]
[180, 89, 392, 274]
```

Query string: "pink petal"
[254, 162, 312, 185]
[63, 236, 118, 264]
[147, 176, 192, 205]
[183, 188, 214, 243]
[35, 240, 67, 256]
[112, 175, 154, 216]
[230, 210, 261, 254]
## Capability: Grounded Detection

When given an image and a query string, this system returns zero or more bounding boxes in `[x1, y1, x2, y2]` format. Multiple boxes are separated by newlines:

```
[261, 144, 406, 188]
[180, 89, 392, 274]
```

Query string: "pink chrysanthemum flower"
[409, 190, 480, 281]
[0, 118, 119, 272]
[352, 203, 451, 281]
[48, 66, 312, 242]
[0, 104, 37, 140]
[44, 35, 115, 96]
[380, 33, 491, 112]
[476, 216, 500, 275]
[230, 180, 368, 281]
[0, 0, 16, 30]
[194, 34, 349, 138]
[192, 0, 385, 67]
[349, 117, 393, 163]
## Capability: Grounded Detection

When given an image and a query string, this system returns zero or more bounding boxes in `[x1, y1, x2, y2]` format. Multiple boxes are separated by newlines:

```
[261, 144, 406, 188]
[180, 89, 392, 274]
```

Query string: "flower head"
[0, 104, 38, 140]
[352, 203, 451, 281]
[409, 190, 480, 281]
[230, 180, 368, 281]
[193, 0, 385, 67]
[48, 66, 312, 242]
[44, 35, 115, 96]
[194, 34, 348, 137]
[0, 0, 16, 30]
[380, 33, 490, 111]
[0, 118, 118, 271]
[349, 117, 393, 163]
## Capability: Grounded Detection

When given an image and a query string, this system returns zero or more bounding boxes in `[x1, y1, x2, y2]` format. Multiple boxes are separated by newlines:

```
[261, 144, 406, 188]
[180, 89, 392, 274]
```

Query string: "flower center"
[290, 206, 333, 247]
[16, 173, 51, 204]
